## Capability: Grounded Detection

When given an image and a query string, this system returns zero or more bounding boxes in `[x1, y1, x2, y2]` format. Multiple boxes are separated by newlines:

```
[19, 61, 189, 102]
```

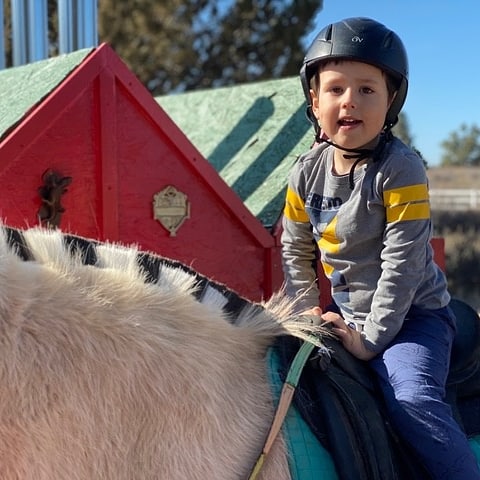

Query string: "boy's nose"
[342, 90, 357, 109]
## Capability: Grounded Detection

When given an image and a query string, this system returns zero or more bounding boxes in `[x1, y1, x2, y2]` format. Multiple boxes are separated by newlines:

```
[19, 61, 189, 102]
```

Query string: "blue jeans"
[369, 305, 480, 479]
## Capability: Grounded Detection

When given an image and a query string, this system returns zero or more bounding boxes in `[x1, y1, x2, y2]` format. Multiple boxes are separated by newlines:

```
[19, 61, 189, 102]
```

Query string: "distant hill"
[427, 166, 480, 189]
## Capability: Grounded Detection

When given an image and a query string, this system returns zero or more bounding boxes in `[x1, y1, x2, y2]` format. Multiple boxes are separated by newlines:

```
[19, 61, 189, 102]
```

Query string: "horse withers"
[0, 225, 324, 480]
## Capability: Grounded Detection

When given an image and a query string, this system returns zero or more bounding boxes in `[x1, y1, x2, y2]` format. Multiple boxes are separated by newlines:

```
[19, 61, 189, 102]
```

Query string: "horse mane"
[2, 225, 249, 314]
[0, 225, 325, 479]
[0, 225, 321, 343]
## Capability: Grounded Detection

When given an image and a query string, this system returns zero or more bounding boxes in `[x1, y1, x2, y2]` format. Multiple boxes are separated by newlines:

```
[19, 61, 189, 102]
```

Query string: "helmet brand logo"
[351, 36, 363, 43]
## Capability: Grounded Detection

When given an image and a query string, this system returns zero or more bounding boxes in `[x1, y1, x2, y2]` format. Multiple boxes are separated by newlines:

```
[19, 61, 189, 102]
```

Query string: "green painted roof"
[0, 48, 93, 141]
[157, 77, 314, 227]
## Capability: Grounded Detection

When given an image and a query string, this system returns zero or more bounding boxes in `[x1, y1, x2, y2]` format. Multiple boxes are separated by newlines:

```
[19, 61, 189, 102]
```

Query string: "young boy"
[281, 17, 480, 478]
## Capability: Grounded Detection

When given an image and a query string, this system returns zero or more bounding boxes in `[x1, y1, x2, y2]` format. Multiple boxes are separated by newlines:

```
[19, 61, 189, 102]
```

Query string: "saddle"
[276, 298, 480, 480]
[446, 298, 480, 434]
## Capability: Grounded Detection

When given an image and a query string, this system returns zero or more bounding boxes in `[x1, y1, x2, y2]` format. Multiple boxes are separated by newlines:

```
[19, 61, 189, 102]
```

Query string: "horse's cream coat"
[0, 227, 321, 480]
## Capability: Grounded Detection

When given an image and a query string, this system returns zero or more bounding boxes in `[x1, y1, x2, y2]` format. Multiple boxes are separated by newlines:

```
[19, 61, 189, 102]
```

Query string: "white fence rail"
[429, 189, 480, 211]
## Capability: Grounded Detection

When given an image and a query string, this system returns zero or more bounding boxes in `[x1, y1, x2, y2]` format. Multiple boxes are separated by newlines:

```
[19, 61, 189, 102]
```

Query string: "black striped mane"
[3, 225, 253, 323]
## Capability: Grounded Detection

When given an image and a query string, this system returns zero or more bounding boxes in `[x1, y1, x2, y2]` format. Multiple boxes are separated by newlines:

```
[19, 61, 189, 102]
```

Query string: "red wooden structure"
[0, 44, 282, 301]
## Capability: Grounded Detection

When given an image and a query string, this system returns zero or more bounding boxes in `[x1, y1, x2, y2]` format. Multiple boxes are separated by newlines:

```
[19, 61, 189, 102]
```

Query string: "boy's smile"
[310, 61, 393, 168]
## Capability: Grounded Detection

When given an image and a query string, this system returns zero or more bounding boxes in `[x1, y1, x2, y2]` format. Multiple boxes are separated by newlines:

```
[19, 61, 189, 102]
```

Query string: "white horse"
[0, 225, 324, 480]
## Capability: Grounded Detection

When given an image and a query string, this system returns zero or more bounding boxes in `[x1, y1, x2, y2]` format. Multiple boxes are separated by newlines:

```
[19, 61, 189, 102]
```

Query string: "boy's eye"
[361, 87, 374, 94]
[330, 86, 343, 94]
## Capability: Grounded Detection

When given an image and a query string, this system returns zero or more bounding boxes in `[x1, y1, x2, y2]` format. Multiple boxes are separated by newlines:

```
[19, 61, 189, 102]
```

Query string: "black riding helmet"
[300, 17, 409, 131]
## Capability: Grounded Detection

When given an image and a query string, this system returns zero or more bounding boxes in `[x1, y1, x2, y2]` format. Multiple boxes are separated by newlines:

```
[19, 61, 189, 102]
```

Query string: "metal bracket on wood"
[38, 169, 72, 229]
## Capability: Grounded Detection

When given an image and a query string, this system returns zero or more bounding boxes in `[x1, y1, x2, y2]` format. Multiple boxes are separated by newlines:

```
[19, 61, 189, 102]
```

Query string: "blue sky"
[303, 1, 480, 165]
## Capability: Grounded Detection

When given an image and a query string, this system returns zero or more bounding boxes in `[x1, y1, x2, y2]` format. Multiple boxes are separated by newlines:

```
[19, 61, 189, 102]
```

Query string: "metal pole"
[58, 0, 73, 54]
[0, 0, 5, 69]
[79, 0, 98, 48]
[59, 0, 98, 54]
[8, 0, 98, 66]
[27, 0, 48, 62]
[11, 0, 27, 66]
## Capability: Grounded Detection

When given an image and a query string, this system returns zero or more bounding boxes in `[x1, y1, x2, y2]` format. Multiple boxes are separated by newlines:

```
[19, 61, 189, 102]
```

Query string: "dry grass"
[443, 233, 480, 311]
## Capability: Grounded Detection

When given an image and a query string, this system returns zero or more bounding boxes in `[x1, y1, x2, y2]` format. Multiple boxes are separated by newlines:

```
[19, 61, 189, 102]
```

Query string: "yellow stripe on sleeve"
[386, 202, 430, 223]
[383, 184, 428, 205]
[383, 184, 430, 223]
[284, 187, 309, 223]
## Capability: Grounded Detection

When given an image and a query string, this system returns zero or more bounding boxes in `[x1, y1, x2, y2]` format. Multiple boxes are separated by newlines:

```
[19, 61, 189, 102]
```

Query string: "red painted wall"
[0, 45, 278, 302]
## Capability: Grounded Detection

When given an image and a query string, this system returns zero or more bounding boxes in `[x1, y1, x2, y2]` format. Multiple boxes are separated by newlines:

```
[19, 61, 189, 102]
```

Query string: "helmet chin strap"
[315, 128, 392, 189]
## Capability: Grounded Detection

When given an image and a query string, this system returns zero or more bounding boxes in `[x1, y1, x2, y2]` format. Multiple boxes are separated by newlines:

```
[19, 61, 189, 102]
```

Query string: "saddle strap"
[248, 339, 316, 480]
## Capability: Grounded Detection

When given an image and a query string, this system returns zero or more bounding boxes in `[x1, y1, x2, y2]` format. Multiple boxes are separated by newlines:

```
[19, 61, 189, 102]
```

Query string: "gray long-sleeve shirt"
[281, 137, 450, 353]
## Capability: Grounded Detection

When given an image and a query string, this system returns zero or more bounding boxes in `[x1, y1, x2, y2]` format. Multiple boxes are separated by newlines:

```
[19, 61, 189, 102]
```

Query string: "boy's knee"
[387, 388, 450, 426]
[387, 384, 440, 412]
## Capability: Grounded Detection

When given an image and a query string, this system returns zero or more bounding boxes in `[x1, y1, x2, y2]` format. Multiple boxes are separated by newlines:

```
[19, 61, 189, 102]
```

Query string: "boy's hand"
[300, 306, 323, 316]
[321, 311, 376, 361]
[299, 306, 323, 325]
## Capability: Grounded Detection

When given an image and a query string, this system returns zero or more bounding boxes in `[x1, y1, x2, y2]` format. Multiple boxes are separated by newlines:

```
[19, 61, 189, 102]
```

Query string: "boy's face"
[310, 61, 393, 151]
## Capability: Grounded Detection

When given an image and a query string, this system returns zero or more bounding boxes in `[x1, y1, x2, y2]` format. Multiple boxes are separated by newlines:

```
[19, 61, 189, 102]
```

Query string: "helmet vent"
[324, 24, 333, 41]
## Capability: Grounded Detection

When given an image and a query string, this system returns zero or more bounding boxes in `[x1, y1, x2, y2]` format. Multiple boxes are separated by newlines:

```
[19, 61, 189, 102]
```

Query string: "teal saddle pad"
[267, 346, 338, 480]
[267, 345, 480, 479]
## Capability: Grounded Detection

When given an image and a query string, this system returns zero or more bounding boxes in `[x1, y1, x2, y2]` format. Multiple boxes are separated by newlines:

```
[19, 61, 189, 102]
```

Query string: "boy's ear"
[310, 88, 320, 118]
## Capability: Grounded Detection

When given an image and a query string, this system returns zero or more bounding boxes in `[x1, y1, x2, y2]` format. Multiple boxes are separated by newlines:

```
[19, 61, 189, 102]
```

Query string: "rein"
[248, 338, 317, 480]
